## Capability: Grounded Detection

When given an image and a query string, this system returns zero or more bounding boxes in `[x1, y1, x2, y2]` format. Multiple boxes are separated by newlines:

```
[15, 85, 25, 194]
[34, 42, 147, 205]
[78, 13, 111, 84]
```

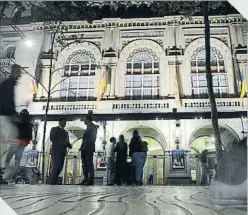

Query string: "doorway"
[122, 126, 166, 185]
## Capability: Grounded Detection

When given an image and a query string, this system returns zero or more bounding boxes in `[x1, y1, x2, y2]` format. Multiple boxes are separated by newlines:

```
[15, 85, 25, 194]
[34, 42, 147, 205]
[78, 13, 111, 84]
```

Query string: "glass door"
[63, 154, 82, 184]
[143, 155, 165, 185]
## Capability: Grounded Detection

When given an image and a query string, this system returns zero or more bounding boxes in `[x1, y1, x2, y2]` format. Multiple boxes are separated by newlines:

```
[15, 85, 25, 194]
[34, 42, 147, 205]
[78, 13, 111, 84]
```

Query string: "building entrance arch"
[189, 124, 240, 154]
[121, 126, 166, 185]
[188, 124, 240, 185]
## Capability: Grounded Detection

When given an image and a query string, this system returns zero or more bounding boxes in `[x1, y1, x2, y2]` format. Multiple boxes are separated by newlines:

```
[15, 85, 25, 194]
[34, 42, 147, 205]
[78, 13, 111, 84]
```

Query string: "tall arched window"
[125, 48, 159, 99]
[60, 50, 97, 100]
[191, 46, 228, 96]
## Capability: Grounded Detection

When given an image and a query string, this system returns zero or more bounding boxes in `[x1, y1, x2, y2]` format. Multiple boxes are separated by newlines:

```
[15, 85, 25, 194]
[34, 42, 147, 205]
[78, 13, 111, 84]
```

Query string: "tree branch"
[7, 57, 48, 93]
[50, 75, 71, 93]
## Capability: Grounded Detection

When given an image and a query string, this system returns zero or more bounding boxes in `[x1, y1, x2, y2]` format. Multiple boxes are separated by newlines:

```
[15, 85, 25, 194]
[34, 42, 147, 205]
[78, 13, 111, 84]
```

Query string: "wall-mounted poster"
[172, 150, 185, 169]
[96, 151, 106, 170]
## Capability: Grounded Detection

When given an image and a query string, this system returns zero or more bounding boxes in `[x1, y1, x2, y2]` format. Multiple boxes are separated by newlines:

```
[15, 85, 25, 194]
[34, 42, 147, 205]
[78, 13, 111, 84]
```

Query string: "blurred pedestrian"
[129, 130, 147, 186]
[0, 64, 22, 182]
[79, 115, 97, 186]
[149, 168, 154, 185]
[106, 137, 116, 186]
[3, 109, 32, 183]
[49, 117, 72, 185]
[115, 135, 127, 185]
[200, 149, 209, 185]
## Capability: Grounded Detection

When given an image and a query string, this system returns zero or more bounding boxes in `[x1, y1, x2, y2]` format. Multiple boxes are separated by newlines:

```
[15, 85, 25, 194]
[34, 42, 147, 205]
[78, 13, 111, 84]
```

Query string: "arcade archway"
[189, 124, 240, 154]
[188, 124, 240, 184]
[122, 126, 166, 185]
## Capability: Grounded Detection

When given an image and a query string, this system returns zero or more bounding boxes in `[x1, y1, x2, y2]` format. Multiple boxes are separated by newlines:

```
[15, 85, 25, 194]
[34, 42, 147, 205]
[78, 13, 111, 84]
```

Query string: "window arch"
[125, 48, 159, 99]
[60, 50, 97, 100]
[191, 46, 228, 96]
[3, 46, 16, 59]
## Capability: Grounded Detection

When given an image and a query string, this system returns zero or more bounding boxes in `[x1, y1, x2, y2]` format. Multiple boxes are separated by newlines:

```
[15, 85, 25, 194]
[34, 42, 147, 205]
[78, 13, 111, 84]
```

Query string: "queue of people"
[105, 130, 148, 186]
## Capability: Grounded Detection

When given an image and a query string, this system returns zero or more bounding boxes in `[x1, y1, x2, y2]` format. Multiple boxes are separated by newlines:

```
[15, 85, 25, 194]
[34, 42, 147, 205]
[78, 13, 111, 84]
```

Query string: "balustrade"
[0, 59, 12, 67]
[28, 98, 247, 115]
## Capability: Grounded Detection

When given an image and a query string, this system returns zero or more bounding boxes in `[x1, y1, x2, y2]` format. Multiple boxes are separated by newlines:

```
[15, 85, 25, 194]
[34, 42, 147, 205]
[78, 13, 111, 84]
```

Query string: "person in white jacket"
[105, 137, 116, 185]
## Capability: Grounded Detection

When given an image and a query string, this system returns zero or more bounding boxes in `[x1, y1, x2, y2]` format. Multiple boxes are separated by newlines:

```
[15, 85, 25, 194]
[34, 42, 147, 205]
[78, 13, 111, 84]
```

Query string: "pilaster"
[109, 65, 116, 97]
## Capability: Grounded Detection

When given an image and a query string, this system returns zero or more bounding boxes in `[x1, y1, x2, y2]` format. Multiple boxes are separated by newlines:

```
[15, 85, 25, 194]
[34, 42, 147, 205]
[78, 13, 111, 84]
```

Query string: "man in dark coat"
[79, 115, 97, 185]
[115, 135, 128, 185]
[49, 117, 72, 185]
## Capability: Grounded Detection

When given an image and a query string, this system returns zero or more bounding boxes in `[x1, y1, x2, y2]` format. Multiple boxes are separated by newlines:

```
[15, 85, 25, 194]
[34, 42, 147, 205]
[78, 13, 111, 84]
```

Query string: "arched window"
[191, 46, 228, 96]
[3, 46, 16, 59]
[60, 50, 97, 100]
[125, 48, 159, 99]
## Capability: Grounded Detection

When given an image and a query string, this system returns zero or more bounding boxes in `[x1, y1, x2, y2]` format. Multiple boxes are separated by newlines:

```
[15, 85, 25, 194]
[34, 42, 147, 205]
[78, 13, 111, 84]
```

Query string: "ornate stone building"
[0, 14, 247, 184]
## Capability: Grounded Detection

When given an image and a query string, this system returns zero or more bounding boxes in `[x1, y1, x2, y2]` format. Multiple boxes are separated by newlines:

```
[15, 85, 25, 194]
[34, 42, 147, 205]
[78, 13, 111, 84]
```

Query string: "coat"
[50, 126, 71, 154]
[81, 123, 97, 152]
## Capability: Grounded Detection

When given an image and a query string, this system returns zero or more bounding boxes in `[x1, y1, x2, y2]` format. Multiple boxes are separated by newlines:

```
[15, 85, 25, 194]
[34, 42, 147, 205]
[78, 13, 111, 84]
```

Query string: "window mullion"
[197, 59, 200, 95]
[76, 76, 79, 98]
[88, 77, 90, 99]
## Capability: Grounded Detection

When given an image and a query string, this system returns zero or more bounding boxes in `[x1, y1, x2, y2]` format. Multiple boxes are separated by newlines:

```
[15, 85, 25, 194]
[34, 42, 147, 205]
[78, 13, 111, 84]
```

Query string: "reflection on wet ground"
[0, 185, 247, 215]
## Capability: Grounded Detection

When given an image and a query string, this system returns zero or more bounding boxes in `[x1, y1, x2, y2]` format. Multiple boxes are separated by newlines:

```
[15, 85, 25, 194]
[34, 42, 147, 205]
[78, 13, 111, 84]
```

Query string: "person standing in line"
[49, 117, 72, 185]
[129, 130, 147, 186]
[3, 109, 33, 183]
[115, 135, 128, 185]
[0, 64, 22, 182]
[79, 115, 97, 186]
[200, 149, 209, 185]
[105, 137, 116, 186]
[149, 168, 154, 185]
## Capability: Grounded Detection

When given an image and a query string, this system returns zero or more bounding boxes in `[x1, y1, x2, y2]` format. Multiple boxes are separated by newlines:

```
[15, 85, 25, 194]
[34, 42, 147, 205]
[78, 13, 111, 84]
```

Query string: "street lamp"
[24, 39, 33, 48]
[174, 120, 182, 149]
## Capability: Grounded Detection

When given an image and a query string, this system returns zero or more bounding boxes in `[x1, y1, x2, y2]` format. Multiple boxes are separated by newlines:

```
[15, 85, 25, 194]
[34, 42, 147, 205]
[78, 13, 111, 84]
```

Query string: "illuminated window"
[191, 46, 228, 96]
[61, 50, 97, 100]
[125, 48, 159, 99]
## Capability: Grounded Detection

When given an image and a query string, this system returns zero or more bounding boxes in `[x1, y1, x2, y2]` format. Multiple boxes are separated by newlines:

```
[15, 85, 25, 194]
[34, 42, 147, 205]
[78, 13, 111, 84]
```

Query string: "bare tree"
[203, 2, 223, 163]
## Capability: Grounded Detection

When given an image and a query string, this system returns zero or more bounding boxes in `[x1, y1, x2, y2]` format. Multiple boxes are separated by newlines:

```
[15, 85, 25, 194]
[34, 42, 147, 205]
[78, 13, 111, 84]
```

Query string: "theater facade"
[0, 14, 247, 184]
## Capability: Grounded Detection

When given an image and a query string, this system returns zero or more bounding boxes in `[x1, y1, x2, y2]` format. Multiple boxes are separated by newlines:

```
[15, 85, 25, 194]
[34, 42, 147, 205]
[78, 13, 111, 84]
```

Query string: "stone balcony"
[0, 58, 12, 67]
[28, 97, 247, 116]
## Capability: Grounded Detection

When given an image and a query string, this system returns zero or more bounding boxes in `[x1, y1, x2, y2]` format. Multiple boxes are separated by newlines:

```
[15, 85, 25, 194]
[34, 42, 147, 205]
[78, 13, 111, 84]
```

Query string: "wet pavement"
[0, 185, 247, 215]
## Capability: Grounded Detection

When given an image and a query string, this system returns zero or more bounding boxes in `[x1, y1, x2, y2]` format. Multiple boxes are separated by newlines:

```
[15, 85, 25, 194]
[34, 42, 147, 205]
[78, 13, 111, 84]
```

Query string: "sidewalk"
[0, 185, 247, 215]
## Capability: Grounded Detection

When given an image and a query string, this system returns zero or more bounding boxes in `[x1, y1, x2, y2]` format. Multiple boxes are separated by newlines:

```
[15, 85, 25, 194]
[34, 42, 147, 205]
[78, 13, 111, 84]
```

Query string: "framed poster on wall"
[171, 150, 185, 169]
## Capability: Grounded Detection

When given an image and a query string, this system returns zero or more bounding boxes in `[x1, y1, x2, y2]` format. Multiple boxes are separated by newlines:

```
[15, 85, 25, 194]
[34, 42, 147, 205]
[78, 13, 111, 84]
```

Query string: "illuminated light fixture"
[212, 136, 215, 143]
[24, 39, 33, 48]
[174, 121, 181, 138]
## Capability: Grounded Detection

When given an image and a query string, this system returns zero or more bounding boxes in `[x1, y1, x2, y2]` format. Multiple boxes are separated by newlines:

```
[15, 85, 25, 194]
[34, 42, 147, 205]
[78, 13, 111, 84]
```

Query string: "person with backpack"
[3, 109, 33, 183]
[115, 135, 128, 185]
[129, 130, 148, 186]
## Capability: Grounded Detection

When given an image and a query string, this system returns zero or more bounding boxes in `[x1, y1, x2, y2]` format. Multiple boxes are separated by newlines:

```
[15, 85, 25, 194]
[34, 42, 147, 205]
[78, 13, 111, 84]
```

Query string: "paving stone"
[0, 185, 247, 215]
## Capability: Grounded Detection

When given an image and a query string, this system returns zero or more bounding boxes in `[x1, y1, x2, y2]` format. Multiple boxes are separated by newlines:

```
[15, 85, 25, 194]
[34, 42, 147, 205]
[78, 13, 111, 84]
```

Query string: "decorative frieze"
[42, 103, 97, 112]
[113, 102, 170, 110]
[184, 100, 244, 108]
[184, 28, 229, 36]
[28, 98, 247, 115]
[121, 31, 164, 38]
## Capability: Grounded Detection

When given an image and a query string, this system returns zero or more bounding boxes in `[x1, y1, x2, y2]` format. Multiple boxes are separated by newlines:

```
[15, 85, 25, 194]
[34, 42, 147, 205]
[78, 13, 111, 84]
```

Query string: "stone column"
[109, 65, 116, 97]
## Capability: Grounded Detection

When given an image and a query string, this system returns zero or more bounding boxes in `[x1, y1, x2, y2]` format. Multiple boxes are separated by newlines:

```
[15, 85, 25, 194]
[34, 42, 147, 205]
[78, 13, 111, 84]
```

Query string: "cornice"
[30, 14, 246, 31]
